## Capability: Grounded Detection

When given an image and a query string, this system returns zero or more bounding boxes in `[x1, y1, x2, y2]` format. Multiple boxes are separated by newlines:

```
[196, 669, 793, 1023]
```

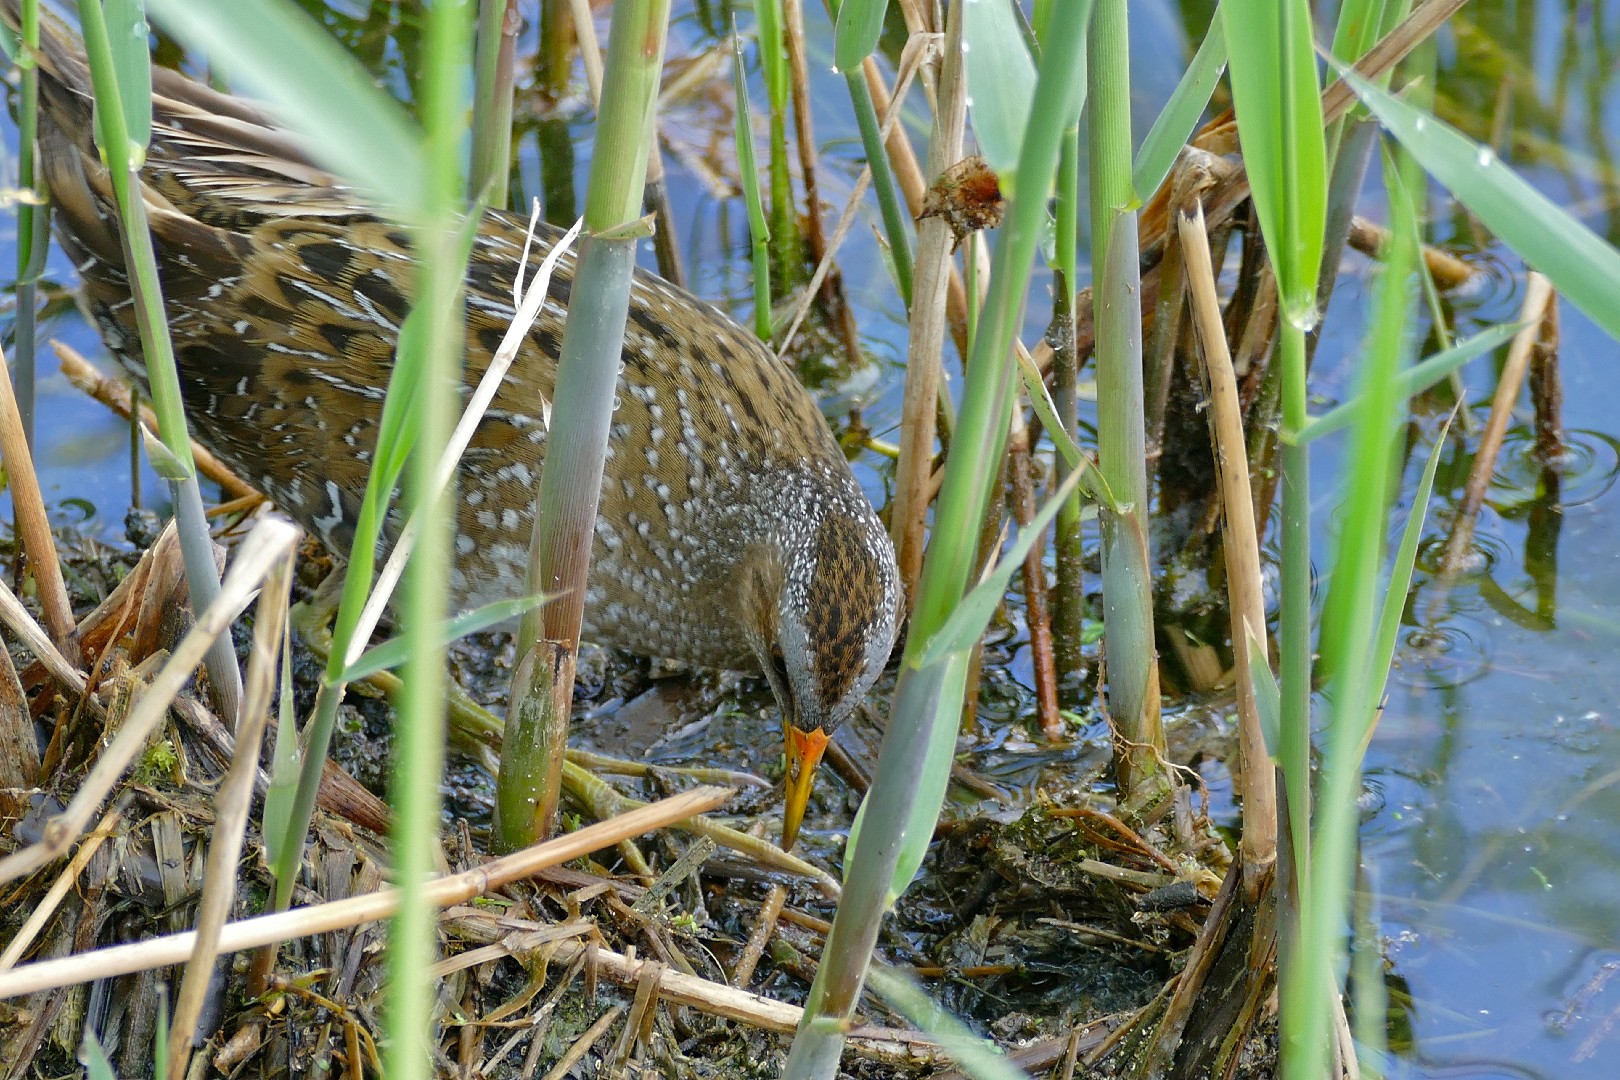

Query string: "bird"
[18, 5, 901, 849]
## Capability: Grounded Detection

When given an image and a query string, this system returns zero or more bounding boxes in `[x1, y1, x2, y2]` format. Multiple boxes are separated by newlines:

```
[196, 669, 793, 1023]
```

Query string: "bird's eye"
[770, 648, 789, 678]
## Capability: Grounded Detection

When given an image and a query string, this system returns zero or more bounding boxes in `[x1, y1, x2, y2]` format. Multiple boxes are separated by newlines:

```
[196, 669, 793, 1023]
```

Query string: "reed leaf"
[962, 0, 1036, 183]
[1133, 9, 1226, 201]
[1339, 63, 1620, 343]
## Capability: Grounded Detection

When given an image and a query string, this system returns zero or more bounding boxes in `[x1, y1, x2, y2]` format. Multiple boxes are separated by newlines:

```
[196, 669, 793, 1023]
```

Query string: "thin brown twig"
[55, 342, 258, 500]
[0, 344, 77, 656]
[0, 808, 122, 972]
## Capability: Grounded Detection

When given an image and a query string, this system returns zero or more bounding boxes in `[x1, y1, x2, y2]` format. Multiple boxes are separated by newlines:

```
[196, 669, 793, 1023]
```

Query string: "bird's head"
[736, 506, 901, 849]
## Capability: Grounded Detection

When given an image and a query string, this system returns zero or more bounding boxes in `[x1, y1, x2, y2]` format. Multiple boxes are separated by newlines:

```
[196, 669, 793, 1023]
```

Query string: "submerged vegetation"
[0, 0, 1616, 1077]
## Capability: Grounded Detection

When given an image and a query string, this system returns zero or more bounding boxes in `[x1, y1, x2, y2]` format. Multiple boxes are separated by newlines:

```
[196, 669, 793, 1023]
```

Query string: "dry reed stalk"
[1178, 204, 1277, 888]
[541, 1003, 624, 1080]
[892, 0, 967, 599]
[0, 808, 120, 972]
[167, 539, 298, 1079]
[1440, 273, 1555, 575]
[1346, 215, 1476, 290]
[606, 961, 664, 1075]
[0, 345, 76, 655]
[731, 882, 787, 988]
[0, 786, 731, 999]
[0, 573, 87, 699]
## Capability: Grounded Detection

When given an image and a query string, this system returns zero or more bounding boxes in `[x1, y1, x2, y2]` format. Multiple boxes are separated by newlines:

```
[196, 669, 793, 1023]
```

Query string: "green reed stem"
[385, 0, 471, 1071]
[497, 0, 672, 853]
[755, 0, 799, 282]
[79, 0, 242, 723]
[471, 0, 518, 207]
[842, 67, 913, 306]
[732, 25, 772, 339]
[1087, 0, 1165, 802]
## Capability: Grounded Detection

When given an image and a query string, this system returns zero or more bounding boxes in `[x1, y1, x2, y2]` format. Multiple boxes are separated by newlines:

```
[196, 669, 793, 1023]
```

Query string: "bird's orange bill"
[781, 725, 831, 851]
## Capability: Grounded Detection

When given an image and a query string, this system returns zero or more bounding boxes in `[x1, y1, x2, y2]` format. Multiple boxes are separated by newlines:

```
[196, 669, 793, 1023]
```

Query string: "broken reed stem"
[0, 574, 85, 698]
[541, 1004, 624, 1080]
[0, 344, 77, 656]
[1178, 204, 1278, 885]
[0, 809, 121, 972]
[168, 540, 299, 1080]
[0, 786, 731, 999]
[1440, 272, 1555, 576]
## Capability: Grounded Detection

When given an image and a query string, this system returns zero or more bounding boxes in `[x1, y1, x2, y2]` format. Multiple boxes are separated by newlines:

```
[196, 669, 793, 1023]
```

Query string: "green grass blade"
[343, 594, 551, 683]
[963, 0, 1037, 184]
[1222, 0, 1326, 322]
[80, 1029, 116, 1080]
[1132, 11, 1226, 201]
[1363, 413, 1451, 740]
[918, 467, 1086, 668]
[104, 0, 152, 152]
[731, 22, 772, 339]
[1246, 625, 1282, 759]
[867, 967, 1032, 1080]
[1337, 63, 1620, 343]
[146, 0, 426, 218]
[1293, 320, 1525, 444]
[261, 622, 299, 871]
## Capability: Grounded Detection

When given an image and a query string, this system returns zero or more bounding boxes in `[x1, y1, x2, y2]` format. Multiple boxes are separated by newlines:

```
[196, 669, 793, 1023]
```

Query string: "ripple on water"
[1415, 528, 1515, 577]
[1489, 427, 1620, 511]
[1392, 617, 1494, 689]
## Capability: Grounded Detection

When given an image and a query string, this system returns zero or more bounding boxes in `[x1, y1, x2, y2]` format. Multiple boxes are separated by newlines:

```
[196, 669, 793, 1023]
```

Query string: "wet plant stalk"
[782, 5, 1090, 1072]
[536, 0, 574, 100]
[78, 0, 243, 724]
[755, 0, 800, 283]
[497, 0, 672, 852]
[1088, 0, 1165, 803]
